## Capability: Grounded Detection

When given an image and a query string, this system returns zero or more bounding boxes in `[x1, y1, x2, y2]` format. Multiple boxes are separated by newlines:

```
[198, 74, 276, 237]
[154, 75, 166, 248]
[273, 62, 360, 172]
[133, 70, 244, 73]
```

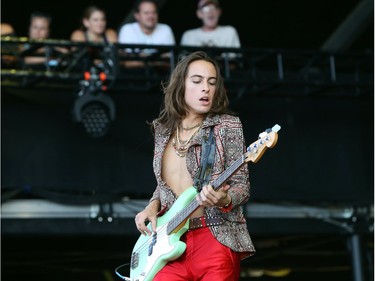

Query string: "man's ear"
[196, 10, 203, 20]
[83, 18, 90, 29]
[217, 8, 222, 17]
[134, 12, 140, 22]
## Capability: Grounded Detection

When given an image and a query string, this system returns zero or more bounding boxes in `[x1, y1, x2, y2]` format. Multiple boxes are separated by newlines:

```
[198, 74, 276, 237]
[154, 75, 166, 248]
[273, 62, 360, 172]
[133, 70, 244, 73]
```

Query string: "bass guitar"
[123, 124, 281, 281]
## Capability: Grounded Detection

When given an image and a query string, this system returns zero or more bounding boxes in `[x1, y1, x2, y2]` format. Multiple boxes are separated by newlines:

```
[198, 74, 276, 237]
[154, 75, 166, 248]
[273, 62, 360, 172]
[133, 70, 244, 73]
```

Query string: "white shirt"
[180, 25, 241, 48]
[119, 22, 175, 46]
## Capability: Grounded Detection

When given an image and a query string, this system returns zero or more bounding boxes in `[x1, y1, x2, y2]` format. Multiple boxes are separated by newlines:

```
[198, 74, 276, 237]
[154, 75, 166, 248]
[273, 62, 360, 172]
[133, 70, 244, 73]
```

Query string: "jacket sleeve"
[149, 185, 160, 203]
[218, 116, 250, 208]
[149, 121, 161, 204]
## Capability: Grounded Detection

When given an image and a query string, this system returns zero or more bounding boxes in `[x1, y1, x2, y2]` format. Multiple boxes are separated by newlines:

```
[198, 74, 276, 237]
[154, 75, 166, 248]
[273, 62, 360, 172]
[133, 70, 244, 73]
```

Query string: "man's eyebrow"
[189, 74, 217, 79]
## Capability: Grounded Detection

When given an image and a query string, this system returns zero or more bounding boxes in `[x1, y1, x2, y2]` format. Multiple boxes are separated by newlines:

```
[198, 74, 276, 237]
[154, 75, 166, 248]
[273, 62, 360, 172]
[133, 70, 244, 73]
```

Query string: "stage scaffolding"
[1, 36, 373, 97]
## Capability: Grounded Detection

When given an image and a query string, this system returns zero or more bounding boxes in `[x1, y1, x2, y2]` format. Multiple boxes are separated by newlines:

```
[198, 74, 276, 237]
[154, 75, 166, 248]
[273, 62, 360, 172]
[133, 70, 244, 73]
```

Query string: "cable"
[114, 263, 131, 280]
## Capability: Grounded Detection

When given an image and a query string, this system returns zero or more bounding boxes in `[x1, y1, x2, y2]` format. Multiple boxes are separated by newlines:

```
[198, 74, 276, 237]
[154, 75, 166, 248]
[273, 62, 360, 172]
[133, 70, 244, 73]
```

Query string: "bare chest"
[161, 138, 194, 197]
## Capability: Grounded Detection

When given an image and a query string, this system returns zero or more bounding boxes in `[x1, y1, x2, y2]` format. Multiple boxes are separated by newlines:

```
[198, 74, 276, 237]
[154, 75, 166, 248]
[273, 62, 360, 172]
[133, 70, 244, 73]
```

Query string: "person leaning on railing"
[180, 0, 242, 62]
[1, 23, 18, 68]
[21, 11, 69, 69]
[69, 5, 117, 73]
[117, 0, 175, 69]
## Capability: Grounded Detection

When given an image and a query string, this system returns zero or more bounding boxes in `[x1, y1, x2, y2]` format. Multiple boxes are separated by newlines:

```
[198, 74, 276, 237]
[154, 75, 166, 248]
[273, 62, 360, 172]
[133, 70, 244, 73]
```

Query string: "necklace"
[180, 123, 202, 131]
[172, 125, 201, 157]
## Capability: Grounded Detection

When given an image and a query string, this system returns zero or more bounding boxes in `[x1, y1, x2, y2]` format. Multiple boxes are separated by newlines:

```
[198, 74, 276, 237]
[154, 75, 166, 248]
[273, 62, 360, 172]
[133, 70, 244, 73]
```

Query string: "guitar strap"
[194, 126, 216, 192]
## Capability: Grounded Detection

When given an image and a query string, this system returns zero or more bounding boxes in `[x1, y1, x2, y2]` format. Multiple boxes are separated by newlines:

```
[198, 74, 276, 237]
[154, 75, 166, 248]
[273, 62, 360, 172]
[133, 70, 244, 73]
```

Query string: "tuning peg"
[272, 124, 281, 132]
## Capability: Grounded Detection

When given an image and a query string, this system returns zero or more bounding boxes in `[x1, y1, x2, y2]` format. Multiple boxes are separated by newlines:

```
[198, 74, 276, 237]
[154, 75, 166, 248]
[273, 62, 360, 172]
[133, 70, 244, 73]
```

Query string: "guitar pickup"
[130, 252, 139, 269]
[148, 232, 157, 256]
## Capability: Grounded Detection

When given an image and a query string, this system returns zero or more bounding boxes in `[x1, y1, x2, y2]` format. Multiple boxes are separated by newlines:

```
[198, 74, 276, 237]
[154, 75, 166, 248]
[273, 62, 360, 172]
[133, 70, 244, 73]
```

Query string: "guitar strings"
[132, 199, 196, 257]
[132, 203, 193, 257]
[131, 217, 178, 263]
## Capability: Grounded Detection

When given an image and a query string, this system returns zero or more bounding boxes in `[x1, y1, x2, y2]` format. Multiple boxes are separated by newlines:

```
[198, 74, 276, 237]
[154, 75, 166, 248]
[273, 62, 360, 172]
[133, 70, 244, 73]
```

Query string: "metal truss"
[1, 37, 373, 97]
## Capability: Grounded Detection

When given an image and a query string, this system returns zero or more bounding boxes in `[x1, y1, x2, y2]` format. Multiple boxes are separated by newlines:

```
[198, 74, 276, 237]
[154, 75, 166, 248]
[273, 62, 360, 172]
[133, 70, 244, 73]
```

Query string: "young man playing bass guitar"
[133, 51, 255, 281]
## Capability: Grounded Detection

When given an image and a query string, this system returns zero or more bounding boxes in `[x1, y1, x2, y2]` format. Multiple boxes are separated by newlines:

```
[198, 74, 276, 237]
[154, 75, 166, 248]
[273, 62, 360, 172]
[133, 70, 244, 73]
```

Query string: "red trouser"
[153, 227, 241, 281]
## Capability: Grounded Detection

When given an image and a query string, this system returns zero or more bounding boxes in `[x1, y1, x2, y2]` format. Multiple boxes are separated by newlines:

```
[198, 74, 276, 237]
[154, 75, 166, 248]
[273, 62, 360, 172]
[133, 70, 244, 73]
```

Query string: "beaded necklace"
[180, 123, 201, 131]
[172, 125, 201, 157]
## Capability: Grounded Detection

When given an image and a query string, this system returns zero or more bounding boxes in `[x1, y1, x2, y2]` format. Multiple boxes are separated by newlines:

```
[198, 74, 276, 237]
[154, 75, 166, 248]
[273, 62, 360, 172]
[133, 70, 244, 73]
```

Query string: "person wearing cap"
[180, 0, 241, 48]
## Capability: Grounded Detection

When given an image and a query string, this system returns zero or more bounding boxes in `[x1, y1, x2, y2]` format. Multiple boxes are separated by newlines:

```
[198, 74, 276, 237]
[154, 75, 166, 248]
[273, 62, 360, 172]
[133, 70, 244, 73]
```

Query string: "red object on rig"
[84, 72, 91, 80]
[99, 72, 106, 81]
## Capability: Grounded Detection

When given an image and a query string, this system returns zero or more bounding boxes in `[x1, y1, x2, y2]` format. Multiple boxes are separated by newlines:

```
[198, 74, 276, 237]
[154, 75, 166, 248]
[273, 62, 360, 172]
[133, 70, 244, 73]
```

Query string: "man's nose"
[202, 81, 210, 92]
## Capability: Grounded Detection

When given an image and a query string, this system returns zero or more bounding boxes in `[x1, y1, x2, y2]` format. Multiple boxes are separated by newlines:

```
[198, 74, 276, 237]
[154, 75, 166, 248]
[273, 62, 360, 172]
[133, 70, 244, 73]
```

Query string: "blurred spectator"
[1, 23, 17, 68]
[118, 0, 175, 68]
[180, 0, 241, 48]
[70, 5, 117, 43]
[22, 11, 68, 67]
[23, 11, 52, 65]
[1, 23, 15, 36]
[70, 5, 117, 71]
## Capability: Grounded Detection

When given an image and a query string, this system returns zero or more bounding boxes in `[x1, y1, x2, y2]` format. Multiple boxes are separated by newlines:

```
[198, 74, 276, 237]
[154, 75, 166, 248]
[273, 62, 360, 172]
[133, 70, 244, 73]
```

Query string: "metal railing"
[1, 36, 373, 97]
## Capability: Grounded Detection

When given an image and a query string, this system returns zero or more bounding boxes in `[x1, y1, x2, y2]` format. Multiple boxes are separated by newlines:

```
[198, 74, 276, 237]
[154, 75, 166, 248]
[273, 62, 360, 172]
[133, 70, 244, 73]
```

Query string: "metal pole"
[348, 234, 365, 281]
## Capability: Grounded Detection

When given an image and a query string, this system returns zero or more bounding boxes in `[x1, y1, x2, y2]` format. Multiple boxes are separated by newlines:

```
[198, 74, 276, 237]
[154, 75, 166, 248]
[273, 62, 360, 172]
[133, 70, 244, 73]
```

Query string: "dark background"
[1, 1, 374, 281]
[2, 87, 374, 204]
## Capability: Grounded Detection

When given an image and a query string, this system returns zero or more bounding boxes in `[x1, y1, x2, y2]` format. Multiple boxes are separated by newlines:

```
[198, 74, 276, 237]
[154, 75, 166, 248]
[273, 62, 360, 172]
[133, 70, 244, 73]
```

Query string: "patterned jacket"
[149, 114, 255, 260]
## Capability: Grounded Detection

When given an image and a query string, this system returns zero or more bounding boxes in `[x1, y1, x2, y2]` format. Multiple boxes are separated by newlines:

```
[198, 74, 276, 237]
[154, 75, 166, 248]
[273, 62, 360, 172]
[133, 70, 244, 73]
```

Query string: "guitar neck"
[211, 155, 245, 191]
[166, 199, 199, 234]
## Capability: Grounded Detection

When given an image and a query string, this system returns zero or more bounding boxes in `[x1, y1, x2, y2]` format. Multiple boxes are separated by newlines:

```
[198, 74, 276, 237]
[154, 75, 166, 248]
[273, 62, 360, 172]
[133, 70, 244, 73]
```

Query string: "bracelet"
[219, 195, 232, 213]
[223, 195, 231, 208]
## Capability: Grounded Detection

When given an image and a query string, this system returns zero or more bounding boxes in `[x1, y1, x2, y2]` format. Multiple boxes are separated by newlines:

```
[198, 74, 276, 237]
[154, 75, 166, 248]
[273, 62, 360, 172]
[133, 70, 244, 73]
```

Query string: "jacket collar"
[153, 114, 222, 144]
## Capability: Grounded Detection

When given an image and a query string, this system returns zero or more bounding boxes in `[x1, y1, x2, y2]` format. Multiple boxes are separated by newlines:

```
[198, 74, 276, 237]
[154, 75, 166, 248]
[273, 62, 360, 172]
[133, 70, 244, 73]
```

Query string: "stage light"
[72, 67, 115, 138]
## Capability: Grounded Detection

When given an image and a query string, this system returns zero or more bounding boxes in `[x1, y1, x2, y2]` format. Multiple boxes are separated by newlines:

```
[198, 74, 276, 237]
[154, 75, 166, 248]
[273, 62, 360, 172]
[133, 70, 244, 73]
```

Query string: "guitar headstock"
[245, 124, 281, 163]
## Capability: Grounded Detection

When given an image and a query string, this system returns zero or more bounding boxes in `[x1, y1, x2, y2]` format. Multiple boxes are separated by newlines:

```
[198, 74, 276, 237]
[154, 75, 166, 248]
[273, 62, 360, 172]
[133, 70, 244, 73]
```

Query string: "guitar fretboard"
[211, 155, 245, 190]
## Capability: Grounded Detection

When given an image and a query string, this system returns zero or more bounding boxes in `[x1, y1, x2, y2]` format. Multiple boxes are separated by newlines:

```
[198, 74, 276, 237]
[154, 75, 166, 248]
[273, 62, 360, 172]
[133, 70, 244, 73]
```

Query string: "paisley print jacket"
[150, 114, 255, 259]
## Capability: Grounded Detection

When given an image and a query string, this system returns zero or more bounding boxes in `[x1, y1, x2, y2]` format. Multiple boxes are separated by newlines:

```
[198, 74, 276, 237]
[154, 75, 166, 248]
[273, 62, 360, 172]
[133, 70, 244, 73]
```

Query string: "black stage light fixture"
[72, 67, 116, 138]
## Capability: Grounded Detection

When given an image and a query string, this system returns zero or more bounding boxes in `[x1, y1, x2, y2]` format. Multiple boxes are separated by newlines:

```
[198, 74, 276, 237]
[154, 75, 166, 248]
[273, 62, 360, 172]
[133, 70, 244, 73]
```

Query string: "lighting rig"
[72, 65, 116, 138]
[70, 43, 118, 138]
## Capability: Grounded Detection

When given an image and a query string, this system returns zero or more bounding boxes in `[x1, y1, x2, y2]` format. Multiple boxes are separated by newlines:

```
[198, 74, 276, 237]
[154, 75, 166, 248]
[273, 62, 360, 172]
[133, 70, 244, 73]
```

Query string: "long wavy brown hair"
[154, 51, 231, 132]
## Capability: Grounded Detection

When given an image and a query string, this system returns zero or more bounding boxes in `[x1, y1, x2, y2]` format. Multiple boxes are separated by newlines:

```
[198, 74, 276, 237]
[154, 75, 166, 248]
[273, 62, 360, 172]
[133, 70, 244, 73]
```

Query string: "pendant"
[172, 137, 188, 157]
